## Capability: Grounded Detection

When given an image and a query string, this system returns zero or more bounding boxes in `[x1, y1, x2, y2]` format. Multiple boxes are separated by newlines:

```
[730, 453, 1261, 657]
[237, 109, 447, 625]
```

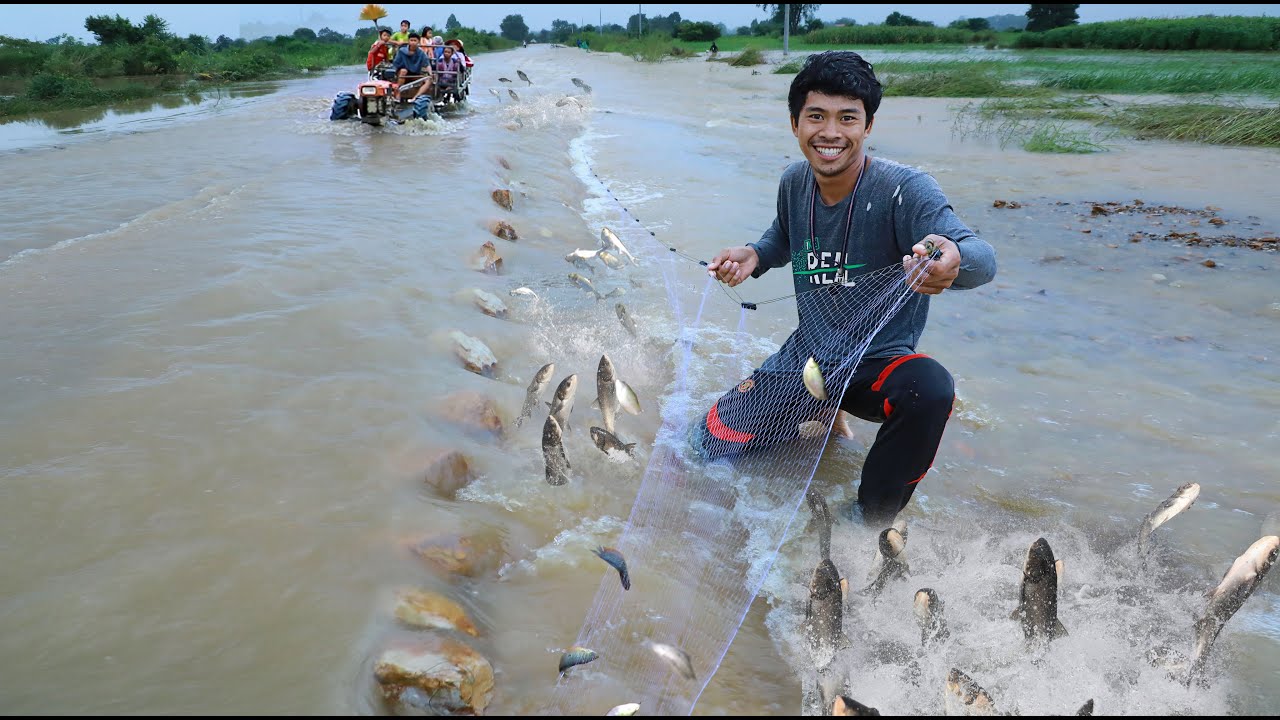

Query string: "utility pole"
[599, 9, 602, 37]
[783, 4, 790, 56]
[638, 4, 643, 37]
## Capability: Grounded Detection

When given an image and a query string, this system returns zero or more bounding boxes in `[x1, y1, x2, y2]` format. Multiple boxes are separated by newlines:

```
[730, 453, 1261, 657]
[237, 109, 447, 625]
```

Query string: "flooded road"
[2, 46, 1278, 715]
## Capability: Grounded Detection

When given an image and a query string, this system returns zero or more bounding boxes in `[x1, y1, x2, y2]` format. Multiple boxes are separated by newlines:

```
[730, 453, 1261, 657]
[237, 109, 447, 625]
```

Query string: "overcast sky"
[2, 4, 1276, 42]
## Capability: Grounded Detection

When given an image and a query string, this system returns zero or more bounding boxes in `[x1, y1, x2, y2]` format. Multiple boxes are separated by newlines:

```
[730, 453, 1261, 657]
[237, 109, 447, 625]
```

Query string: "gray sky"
[2, 4, 1277, 42]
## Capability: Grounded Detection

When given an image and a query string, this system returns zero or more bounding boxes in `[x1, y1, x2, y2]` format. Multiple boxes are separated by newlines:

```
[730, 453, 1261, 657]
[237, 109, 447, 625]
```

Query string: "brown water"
[2, 47, 1278, 715]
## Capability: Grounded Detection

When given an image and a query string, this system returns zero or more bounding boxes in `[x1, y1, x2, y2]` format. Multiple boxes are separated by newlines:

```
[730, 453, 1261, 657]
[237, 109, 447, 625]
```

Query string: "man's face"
[790, 91, 873, 181]
[400, 22, 410, 32]
[408, 37, 419, 52]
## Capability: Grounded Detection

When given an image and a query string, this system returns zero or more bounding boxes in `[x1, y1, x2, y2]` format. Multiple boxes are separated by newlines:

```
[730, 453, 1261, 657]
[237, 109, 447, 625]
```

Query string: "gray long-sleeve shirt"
[748, 158, 996, 371]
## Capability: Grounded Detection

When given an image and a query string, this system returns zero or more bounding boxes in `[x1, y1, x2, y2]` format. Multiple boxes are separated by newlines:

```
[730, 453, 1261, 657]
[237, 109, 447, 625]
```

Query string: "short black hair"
[400, 20, 411, 27]
[379, 28, 390, 36]
[788, 51, 882, 126]
[423, 26, 433, 32]
[408, 32, 421, 41]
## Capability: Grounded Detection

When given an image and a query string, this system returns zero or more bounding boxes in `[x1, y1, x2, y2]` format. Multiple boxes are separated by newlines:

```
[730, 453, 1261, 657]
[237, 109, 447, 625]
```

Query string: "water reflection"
[0, 81, 283, 149]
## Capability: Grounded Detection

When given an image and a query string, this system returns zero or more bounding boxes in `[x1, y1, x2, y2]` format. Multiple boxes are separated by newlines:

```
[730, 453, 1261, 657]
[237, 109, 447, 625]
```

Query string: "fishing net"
[547, 174, 939, 716]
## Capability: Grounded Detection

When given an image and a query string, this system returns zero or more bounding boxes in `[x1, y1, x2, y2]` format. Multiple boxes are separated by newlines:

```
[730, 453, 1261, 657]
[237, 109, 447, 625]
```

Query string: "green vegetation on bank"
[1016, 15, 1280, 51]
[958, 95, 1280, 150]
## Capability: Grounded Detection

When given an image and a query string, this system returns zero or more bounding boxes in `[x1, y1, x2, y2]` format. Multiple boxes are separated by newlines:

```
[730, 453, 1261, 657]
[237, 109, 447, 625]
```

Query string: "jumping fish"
[806, 558, 850, 653]
[590, 426, 636, 457]
[944, 668, 998, 716]
[508, 88, 520, 101]
[546, 374, 577, 432]
[542, 414, 570, 486]
[593, 546, 631, 590]
[832, 696, 881, 716]
[517, 69, 531, 84]
[565, 249, 599, 273]
[515, 362, 555, 428]
[645, 640, 696, 681]
[558, 645, 598, 674]
[596, 354, 619, 433]
[913, 588, 950, 647]
[1137, 482, 1200, 557]
[569, 272, 603, 301]
[862, 527, 908, 598]
[599, 227, 638, 265]
[616, 303, 638, 337]
[605, 703, 640, 716]
[1016, 537, 1068, 644]
[615, 378, 642, 415]
[1188, 535, 1280, 683]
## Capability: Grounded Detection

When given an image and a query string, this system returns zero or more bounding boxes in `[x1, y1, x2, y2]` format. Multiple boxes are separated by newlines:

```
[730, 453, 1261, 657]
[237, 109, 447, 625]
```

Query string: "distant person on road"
[710, 41, 719, 56]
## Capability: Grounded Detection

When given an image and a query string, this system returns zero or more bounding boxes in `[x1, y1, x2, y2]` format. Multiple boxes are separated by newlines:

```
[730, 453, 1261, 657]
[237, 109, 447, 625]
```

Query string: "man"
[366, 28, 393, 72]
[702, 51, 997, 526]
[392, 33, 432, 101]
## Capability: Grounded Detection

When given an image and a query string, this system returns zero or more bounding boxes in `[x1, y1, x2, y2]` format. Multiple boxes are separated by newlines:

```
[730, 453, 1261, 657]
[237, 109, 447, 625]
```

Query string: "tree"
[675, 21, 721, 42]
[84, 14, 145, 44]
[1026, 4, 1080, 33]
[885, 12, 933, 27]
[757, 4, 821, 36]
[500, 14, 529, 41]
[140, 14, 171, 39]
[948, 17, 990, 31]
[446, 14, 461, 32]
[550, 19, 577, 43]
[214, 34, 235, 51]
[292, 27, 317, 42]
[317, 27, 347, 43]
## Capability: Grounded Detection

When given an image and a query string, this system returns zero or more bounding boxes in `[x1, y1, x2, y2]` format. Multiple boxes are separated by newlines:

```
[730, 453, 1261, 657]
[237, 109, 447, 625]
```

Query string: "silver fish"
[1016, 537, 1068, 644]
[517, 69, 531, 84]
[596, 354, 619, 434]
[542, 414, 570, 486]
[546, 373, 577, 432]
[556, 96, 583, 108]
[571, 76, 587, 89]
[599, 227, 638, 265]
[590, 426, 636, 457]
[806, 558, 850, 653]
[913, 588, 950, 647]
[832, 695, 881, 716]
[509, 286, 538, 299]
[498, 77, 512, 83]
[508, 88, 520, 101]
[944, 668, 998, 716]
[804, 356, 828, 401]
[593, 546, 630, 590]
[515, 362, 555, 428]
[596, 249, 626, 270]
[807, 489, 833, 562]
[862, 527, 908, 598]
[605, 703, 639, 716]
[645, 640, 696, 681]
[488, 87, 502, 101]
[616, 303, 638, 337]
[558, 645, 598, 674]
[1137, 482, 1200, 557]
[1076, 699, 1095, 716]
[616, 378, 642, 415]
[568, 272, 603, 301]
[1188, 535, 1280, 683]
[565, 249, 598, 273]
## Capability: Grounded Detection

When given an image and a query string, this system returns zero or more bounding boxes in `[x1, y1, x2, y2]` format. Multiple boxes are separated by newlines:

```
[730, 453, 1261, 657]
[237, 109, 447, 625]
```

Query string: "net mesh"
[547, 196, 938, 714]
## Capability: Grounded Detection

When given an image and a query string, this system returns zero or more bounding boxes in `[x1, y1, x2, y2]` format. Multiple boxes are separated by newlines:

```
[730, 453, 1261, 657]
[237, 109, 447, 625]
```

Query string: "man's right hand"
[706, 246, 759, 287]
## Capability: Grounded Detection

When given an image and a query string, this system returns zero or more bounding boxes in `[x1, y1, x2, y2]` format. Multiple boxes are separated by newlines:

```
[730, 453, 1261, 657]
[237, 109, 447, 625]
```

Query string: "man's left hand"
[902, 234, 960, 295]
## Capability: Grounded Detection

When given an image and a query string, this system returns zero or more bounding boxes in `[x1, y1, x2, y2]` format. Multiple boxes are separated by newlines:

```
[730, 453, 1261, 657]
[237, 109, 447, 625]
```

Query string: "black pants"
[696, 353, 955, 526]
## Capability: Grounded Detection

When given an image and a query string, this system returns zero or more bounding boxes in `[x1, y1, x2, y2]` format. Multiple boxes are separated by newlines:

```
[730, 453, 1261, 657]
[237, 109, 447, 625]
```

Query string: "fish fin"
[546, 401, 553, 409]
[624, 443, 636, 454]
[591, 397, 599, 409]
[837, 632, 852, 651]
[1053, 619, 1069, 638]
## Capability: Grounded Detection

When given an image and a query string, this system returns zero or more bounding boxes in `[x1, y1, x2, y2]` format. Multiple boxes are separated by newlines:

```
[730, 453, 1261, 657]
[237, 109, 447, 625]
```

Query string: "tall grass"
[1109, 104, 1280, 147]
[806, 25, 998, 46]
[1016, 16, 1280, 51]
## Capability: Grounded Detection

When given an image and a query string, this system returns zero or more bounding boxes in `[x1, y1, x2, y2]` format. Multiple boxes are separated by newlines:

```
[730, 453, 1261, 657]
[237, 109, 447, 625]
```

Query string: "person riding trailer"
[433, 44, 465, 100]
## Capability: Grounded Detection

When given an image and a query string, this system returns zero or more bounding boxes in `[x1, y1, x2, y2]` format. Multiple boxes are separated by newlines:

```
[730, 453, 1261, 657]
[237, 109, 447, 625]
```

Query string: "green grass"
[1020, 122, 1110, 152]
[1108, 103, 1280, 147]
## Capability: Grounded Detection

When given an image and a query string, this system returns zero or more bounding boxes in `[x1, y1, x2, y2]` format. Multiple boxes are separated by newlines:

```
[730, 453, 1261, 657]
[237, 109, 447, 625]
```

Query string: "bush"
[1015, 16, 1280, 51]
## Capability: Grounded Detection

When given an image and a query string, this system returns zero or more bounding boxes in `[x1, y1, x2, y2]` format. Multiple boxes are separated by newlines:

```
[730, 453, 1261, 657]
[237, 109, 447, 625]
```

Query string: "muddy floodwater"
[2, 46, 1278, 715]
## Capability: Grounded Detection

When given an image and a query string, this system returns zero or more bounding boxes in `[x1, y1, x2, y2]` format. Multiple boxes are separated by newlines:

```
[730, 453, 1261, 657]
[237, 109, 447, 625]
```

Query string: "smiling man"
[702, 51, 997, 526]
